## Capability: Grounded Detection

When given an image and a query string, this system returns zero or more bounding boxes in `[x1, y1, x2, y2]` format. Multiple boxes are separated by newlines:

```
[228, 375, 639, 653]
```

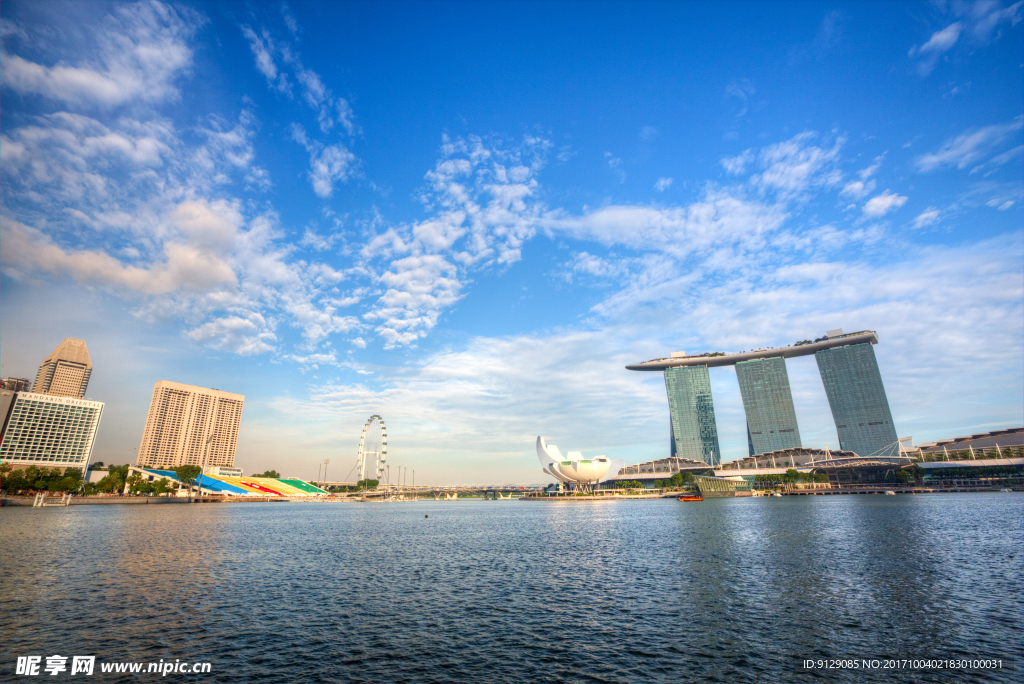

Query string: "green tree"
[2, 468, 29, 493]
[670, 473, 683, 488]
[109, 464, 130, 481]
[783, 469, 799, 483]
[356, 478, 380, 491]
[174, 465, 203, 498]
[253, 469, 281, 478]
[96, 473, 124, 493]
[152, 478, 173, 496]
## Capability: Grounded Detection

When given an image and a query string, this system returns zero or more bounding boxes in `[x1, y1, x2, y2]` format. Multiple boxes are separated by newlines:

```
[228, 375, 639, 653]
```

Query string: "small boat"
[884, 490, 896, 495]
[771, 492, 782, 497]
[678, 494, 703, 502]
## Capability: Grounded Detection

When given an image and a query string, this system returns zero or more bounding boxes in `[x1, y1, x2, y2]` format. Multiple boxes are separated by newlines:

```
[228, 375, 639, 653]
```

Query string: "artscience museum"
[536, 436, 624, 490]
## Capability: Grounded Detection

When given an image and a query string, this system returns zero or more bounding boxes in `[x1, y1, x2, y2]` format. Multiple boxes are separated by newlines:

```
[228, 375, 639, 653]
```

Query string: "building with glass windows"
[815, 342, 897, 457]
[0, 392, 104, 470]
[665, 365, 722, 466]
[627, 329, 898, 460]
[736, 356, 802, 455]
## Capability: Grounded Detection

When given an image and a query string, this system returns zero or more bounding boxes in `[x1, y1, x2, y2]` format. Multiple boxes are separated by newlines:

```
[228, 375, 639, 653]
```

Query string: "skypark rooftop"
[626, 330, 879, 370]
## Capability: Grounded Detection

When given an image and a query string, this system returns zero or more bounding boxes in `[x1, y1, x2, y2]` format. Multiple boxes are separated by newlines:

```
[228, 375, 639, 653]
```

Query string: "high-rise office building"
[1, 378, 32, 392]
[815, 343, 897, 457]
[33, 338, 93, 398]
[736, 356, 802, 455]
[0, 391, 104, 470]
[664, 365, 722, 466]
[136, 381, 244, 470]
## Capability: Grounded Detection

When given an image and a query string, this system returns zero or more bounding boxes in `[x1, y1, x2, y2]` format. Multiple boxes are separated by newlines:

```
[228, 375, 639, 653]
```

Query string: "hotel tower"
[136, 381, 244, 470]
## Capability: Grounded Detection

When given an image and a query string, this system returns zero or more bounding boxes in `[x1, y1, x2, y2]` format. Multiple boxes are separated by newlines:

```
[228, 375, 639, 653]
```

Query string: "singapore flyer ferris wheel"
[356, 415, 387, 482]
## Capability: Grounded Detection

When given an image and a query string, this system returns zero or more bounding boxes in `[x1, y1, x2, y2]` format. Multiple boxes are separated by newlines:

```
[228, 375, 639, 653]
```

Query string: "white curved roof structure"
[536, 436, 624, 485]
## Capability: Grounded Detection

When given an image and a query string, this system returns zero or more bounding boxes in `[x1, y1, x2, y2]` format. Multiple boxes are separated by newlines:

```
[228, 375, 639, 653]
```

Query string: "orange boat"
[678, 494, 703, 502]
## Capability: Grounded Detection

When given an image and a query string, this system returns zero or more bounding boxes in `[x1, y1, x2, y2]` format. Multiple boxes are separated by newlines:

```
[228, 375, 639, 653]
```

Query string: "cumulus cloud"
[916, 117, 1023, 171]
[654, 177, 673, 192]
[1, 2, 201, 109]
[862, 190, 908, 217]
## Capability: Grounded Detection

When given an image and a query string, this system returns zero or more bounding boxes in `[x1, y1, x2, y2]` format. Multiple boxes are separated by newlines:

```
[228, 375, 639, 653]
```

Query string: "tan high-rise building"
[136, 381, 244, 470]
[33, 338, 93, 398]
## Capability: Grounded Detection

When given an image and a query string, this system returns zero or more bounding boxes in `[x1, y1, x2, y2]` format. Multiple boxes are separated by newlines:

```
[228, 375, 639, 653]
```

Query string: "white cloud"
[241, 19, 360, 136]
[309, 145, 357, 198]
[366, 255, 463, 348]
[910, 22, 962, 57]
[721, 149, 754, 174]
[962, 0, 1023, 41]
[840, 179, 876, 199]
[566, 252, 632, 281]
[862, 190, 908, 217]
[654, 177, 673, 192]
[605, 152, 625, 182]
[721, 132, 843, 199]
[1, 215, 237, 295]
[187, 315, 276, 355]
[1, 3, 201, 108]
[546, 189, 787, 259]
[910, 3, 1024, 75]
[290, 123, 357, 197]
[916, 117, 1024, 171]
[911, 207, 941, 228]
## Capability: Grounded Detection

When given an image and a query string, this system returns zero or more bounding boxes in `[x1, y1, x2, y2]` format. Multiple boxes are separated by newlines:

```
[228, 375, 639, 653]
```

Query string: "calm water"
[1, 494, 1021, 683]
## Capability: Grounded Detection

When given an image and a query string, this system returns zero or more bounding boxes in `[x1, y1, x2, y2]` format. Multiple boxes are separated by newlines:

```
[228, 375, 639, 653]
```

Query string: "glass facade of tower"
[664, 365, 721, 467]
[736, 356, 802, 456]
[815, 343, 897, 457]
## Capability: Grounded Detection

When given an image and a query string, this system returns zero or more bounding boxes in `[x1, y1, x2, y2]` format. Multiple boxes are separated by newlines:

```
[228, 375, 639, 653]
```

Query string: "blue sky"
[1, 1, 1021, 483]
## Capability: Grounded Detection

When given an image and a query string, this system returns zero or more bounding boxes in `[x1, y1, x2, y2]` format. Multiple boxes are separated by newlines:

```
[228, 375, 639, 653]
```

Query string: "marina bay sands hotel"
[626, 329, 898, 466]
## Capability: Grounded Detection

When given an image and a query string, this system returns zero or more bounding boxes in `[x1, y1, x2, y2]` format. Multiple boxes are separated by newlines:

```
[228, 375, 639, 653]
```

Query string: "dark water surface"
[1, 494, 1021, 683]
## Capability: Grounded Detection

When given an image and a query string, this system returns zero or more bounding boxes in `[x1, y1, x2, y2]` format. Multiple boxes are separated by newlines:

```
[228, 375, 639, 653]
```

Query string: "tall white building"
[0, 392, 104, 470]
[33, 338, 93, 399]
[136, 381, 244, 470]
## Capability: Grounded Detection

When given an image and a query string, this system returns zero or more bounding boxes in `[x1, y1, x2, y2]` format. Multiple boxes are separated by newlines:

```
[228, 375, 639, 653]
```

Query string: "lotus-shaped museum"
[536, 436, 624, 488]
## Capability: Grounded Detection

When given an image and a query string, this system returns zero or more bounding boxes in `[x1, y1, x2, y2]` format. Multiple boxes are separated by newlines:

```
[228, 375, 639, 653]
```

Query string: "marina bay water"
[1, 495, 1020, 683]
